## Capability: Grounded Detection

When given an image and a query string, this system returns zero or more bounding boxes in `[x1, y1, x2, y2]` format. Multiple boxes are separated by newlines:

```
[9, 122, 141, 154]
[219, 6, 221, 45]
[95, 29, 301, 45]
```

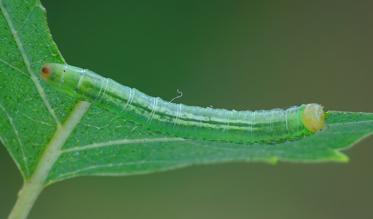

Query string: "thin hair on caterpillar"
[40, 63, 326, 144]
[173, 103, 183, 126]
[285, 110, 289, 132]
[169, 89, 183, 103]
[250, 111, 256, 136]
[147, 97, 159, 123]
[76, 69, 86, 91]
[99, 78, 110, 101]
[126, 88, 135, 108]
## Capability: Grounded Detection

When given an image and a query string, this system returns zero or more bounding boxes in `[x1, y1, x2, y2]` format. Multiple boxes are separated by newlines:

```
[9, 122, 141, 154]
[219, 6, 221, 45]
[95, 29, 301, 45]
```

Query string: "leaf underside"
[0, 0, 373, 186]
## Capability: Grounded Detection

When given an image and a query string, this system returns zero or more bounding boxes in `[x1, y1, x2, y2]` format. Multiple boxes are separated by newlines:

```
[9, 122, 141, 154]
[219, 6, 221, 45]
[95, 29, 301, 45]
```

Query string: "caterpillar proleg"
[41, 63, 325, 143]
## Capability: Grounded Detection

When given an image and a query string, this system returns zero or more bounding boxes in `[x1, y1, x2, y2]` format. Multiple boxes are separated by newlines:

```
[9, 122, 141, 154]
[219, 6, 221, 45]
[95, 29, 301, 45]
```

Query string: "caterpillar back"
[41, 63, 325, 144]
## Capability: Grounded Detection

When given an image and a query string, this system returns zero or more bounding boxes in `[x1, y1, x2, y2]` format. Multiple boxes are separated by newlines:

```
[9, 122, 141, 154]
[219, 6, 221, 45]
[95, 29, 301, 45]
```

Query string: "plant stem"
[7, 179, 44, 219]
[7, 101, 91, 219]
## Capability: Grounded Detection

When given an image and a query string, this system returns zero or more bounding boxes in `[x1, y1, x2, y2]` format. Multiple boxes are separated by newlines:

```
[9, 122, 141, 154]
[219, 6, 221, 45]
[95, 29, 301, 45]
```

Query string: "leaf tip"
[333, 151, 350, 163]
[266, 156, 278, 165]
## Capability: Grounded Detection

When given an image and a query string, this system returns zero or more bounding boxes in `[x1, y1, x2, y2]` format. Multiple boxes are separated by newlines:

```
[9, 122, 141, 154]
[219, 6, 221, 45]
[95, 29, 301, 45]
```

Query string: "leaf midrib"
[27, 101, 91, 184]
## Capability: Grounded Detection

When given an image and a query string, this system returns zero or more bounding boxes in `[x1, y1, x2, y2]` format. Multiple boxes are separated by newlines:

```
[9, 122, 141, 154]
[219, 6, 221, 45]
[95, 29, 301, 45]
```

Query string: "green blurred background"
[1, 0, 373, 218]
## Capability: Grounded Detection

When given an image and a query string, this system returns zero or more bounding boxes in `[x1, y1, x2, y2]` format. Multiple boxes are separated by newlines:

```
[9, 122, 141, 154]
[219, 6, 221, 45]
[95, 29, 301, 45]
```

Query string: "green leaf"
[1, 0, 372, 217]
[0, 0, 75, 179]
[1, 0, 373, 187]
[46, 110, 373, 183]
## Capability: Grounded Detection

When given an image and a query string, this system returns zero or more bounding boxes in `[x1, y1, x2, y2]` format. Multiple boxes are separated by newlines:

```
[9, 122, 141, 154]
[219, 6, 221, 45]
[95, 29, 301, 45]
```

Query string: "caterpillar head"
[302, 104, 325, 132]
[40, 63, 83, 96]
[41, 65, 53, 80]
[41, 63, 107, 100]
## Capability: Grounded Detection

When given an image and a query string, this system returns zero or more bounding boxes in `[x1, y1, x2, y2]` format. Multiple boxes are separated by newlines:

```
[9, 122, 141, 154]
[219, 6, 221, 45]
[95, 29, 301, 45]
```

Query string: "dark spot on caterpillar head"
[41, 65, 52, 80]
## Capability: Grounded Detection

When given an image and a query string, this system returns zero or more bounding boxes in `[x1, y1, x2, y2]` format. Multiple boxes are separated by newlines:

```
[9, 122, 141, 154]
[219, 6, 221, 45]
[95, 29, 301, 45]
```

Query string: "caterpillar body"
[41, 63, 325, 144]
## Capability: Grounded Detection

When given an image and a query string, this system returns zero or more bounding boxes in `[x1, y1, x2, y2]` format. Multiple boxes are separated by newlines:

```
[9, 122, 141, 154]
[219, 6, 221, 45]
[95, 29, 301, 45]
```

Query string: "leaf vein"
[61, 137, 185, 154]
[24, 101, 90, 181]
[0, 101, 29, 175]
[54, 160, 178, 180]
[0, 58, 28, 77]
[19, 2, 39, 31]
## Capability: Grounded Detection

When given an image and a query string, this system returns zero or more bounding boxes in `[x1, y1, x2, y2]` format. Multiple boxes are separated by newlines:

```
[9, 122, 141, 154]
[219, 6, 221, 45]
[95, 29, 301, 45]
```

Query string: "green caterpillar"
[41, 63, 325, 144]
